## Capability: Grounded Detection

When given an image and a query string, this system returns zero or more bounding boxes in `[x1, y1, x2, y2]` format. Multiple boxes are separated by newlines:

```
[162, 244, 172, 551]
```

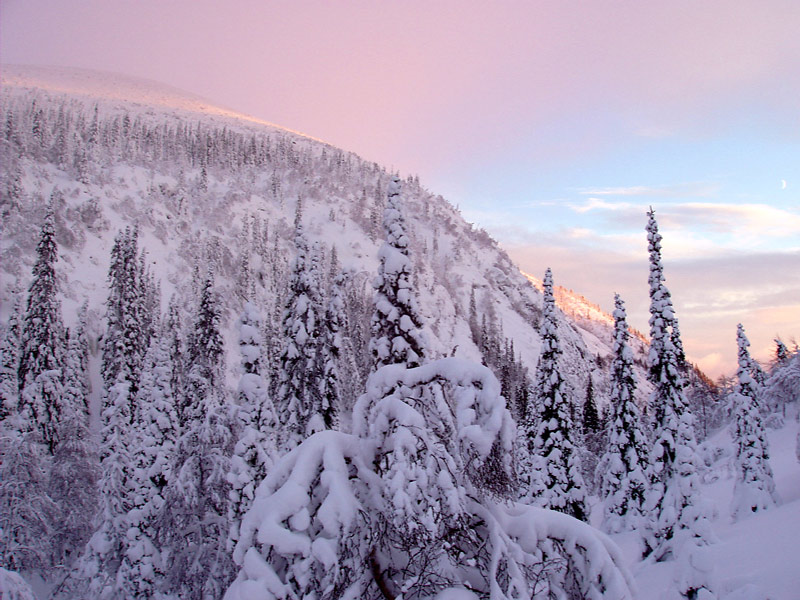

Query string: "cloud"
[666, 203, 800, 238]
[577, 182, 720, 198]
[567, 198, 635, 213]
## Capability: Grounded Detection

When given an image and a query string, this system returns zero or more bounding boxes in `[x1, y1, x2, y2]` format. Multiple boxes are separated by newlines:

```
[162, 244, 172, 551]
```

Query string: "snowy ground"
[601, 407, 800, 600]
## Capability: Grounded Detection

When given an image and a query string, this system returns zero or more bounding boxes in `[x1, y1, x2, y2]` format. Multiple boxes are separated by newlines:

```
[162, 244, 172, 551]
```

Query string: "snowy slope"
[0, 65, 616, 405]
[607, 407, 800, 599]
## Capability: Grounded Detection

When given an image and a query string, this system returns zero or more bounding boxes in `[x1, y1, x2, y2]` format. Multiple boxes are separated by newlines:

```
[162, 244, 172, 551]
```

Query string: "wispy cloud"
[578, 182, 720, 198]
[668, 203, 800, 238]
[567, 198, 634, 213]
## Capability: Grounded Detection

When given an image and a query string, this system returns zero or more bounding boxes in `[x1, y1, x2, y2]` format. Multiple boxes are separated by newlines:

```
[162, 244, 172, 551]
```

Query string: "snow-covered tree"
[227, 302, 278, 552]
[48, 416, 99, 572]
[68, 229, 149, 598]
[0, 429, 57, 575]
[67, 376, 135, 599]
[522, 268, 587, 521]
[102, 227, 150, 400]
[0, 567, 38, 600]
[597, 294, 649, 533]
[370, 176, 426, 369]
[164, 295, 188, 426]
[0, 292, 22, 420]
[314, 265, 346, 431]
[730, 323, 777, 520]
[276, 218, 324, 448]
[764, 340, 800, 417]
[60, 327, 89, 428]
[17, 209, 65, 453]
[642, 209, 716, 598]
[162, 276, 235, 600]
[116, 334, 180, 598]
[582, 376, 600, 435]
[226, 358, 635, 600]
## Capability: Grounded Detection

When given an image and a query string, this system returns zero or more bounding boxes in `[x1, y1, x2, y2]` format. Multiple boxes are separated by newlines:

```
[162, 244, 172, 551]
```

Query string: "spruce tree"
[598, 295, 649, 533]
[164, 295, 187, 426]
[315, 264, 345, 431]
[642, 209, 715, 598]
[276, 217, 323, 448]
[18, 209, 65, 453]
[74, 228, 147, 597]
[730, 323, 777, 520]
[0, 292, 22, 421]
[102, 227, 149, 402]
[61, 328, 89, 427]
[117, 335, 179, 598]
[163, 276, 234, 599]
[370, 176, 426, 369]
[524, 268, 587, 521]
[227, 302, 277, 551]
[582, 376, 600, 435]
[356, 178, 471, 591]
[765, 339, 800, 417]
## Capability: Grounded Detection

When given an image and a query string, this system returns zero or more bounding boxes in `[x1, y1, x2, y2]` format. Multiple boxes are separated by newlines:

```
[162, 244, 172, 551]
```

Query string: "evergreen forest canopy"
[1, 74, 799, 600]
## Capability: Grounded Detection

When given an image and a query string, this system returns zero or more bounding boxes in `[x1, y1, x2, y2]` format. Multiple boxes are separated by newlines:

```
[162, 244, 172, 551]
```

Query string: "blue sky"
[2, 0, 798, 376]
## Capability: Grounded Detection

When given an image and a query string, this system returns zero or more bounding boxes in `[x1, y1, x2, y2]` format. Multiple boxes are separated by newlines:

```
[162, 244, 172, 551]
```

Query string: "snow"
[0, 568, 36, 600]
[626, 407, 800, 599]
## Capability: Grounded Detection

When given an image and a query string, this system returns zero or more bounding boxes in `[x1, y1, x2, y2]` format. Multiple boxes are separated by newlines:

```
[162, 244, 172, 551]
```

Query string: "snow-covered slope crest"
[1, 64, 322, 142]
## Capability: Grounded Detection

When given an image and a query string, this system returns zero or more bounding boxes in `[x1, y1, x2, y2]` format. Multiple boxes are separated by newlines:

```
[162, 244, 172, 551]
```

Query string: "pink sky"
[2, 1, 799, 377]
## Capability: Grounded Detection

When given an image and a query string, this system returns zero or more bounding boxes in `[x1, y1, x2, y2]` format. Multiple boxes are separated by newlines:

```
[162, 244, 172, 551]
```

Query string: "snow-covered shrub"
[226, 358, 635, 600]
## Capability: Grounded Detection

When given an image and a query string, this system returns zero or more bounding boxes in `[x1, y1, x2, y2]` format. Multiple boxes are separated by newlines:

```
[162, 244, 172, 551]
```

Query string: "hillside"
[2, 66, 797, 600]
[0, 65, 645, 414]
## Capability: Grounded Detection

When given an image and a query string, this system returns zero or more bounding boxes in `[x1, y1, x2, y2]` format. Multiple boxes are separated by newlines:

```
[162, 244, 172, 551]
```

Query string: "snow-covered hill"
[4, 66, 797, 600]
[0, 65, 637, 412]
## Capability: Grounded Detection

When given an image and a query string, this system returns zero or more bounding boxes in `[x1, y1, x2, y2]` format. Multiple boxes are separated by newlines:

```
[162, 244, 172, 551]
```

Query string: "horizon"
[1, 1, 798, 378]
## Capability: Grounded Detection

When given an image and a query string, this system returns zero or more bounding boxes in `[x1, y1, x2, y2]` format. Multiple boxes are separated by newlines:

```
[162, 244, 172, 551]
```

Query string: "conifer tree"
[370, 176, 426, 369]
[315, 263, 345, 431]
[163, 276, 234, 599]
[582, 376, 600, 435]
[227, 302, 277, 551]
[355, 179, 473, 593]
[61, 328, 89, 427]
[73, 228, 146, 597]
[165, 295, 187, 426]
[642, 209, 715, 598]
[598, 295, 649, 533]
[117, 335, 179, 598]
[102, 227, 149, 401]
[0, 292, 22, 420]
[276, 215, 323, 448]
[730, 323, 777, 520]
[764, 339, 800, 417]
[524, 268, 587, 521]
[773, 338, 789, 366]
[18, 209, 65, 453]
